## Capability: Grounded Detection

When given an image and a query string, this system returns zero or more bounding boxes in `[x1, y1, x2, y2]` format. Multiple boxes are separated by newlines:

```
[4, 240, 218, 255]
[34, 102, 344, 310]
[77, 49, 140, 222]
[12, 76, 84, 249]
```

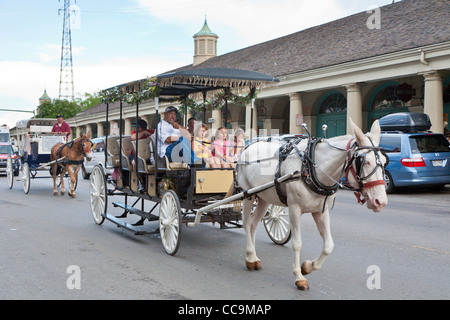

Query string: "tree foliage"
[37, 92, 101, 119]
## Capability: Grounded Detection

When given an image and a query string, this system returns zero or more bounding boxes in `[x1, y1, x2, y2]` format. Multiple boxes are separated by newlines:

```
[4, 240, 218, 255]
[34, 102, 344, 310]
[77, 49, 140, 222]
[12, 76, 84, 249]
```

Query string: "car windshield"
[409, 135, 450, 154]
[0, 145, 13, 154]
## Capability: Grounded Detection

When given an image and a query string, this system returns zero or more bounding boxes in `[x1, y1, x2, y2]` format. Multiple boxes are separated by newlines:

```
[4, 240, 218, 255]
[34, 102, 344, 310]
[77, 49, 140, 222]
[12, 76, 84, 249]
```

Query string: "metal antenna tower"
[58, 0, 75, 101]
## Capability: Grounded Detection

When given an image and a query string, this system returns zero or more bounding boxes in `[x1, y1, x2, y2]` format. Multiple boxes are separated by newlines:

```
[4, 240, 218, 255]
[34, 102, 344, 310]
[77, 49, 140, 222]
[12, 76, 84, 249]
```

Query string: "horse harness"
[273, 135, 386, 207]
[56, 138, 91, 166]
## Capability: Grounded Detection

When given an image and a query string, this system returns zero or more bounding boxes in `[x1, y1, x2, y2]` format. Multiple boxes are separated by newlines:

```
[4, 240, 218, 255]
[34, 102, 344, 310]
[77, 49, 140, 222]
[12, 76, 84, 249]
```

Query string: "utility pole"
[58, 0, 75, 101]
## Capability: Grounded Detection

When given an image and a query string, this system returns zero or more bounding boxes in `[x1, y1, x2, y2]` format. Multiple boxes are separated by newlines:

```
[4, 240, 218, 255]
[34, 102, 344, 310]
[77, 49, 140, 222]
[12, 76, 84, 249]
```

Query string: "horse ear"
[369, 120, 381, 146]
[79, 131, 84, 138]
[86, 131, 91, 139]
[350, 118, 366, 145]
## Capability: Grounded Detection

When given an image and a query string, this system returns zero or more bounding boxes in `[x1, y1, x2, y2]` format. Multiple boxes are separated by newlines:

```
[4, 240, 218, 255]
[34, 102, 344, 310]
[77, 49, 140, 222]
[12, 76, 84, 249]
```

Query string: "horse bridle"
[343, 138, 386, 204]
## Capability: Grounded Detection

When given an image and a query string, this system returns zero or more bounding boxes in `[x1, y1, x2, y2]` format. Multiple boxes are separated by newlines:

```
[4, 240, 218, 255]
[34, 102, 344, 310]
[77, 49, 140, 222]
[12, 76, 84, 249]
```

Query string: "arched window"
[371, 83, 413, 110]
[318, 92, 347, 114]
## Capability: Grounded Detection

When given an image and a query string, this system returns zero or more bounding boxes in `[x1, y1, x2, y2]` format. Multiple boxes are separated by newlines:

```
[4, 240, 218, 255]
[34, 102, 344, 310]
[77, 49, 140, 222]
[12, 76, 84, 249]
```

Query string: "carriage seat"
[106, 136, 121, 168]
[119, 137, 134, 171]
[132, 137, 155, 174]
[164, 156, 190, 170]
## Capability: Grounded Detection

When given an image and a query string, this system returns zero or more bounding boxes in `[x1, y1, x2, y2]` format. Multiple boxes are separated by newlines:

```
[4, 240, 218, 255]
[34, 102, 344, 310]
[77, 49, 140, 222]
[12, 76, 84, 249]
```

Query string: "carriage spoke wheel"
[6, 155, 13, 189]
[159, 190, 182, 256]
[90, 165, 107, 225]
[263, 204, 291, 245]
[22, 162, 30, 194]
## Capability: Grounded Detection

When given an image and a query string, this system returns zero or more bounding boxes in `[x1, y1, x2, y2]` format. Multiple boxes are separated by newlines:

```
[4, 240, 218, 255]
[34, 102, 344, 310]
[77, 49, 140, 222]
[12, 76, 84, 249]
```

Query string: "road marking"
[412, 245, 450, 255]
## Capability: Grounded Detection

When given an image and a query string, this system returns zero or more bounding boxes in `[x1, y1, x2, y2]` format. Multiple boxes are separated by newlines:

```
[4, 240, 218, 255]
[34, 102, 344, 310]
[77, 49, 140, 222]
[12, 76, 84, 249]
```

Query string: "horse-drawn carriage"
[88, 68, 293, 255]
[7, 118, 87, 195]
[89, 67, 389, 290]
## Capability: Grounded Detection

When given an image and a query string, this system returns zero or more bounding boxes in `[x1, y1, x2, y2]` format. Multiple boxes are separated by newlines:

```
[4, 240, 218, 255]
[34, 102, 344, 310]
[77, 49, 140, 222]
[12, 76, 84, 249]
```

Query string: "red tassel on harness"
[354, 192, 366, 205]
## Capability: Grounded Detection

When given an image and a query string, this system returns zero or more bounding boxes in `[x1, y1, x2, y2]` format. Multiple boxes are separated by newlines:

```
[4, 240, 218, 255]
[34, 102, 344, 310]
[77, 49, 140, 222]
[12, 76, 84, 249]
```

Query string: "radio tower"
[58, 0, 75, 101]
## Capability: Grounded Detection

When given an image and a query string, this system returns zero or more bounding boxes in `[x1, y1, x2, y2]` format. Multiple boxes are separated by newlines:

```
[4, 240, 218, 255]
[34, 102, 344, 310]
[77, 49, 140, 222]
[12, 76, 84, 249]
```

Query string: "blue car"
[378, 113, 450, 193]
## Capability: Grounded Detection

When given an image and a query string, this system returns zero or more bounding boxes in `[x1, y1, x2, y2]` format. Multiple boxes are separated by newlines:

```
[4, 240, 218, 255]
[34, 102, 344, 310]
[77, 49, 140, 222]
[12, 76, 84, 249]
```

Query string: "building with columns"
[67, 0, 450, 140]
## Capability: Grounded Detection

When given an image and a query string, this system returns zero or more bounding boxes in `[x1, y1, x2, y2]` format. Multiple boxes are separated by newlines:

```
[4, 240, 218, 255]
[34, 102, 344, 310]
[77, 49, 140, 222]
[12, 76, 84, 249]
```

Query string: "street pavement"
[0, 172, 449, 300]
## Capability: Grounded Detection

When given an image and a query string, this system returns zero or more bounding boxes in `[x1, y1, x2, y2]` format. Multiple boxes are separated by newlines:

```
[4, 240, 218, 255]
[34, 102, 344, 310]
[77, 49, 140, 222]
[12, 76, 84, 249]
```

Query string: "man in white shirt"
[156, 106, 195, 164]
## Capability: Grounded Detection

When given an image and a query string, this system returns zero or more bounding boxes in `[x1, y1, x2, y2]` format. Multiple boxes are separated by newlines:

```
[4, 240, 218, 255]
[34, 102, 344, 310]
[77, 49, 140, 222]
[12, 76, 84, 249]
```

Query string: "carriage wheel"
[22, 162, 30, 194]
[6, 155, 14, 189]
[90, 165, 107, 225]
[263, 204, 291, 245]
[159, 190, 182, 256]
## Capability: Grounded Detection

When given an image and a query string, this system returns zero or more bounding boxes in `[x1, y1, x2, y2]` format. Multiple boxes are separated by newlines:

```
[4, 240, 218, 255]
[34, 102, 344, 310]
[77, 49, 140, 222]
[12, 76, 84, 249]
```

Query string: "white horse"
[233, 119, 388, 290]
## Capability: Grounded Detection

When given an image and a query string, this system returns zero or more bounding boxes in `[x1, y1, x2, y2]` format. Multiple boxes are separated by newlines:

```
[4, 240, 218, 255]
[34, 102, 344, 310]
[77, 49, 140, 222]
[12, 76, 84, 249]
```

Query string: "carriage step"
[112, 202, 159, 222]
[102, 212, 158, 236]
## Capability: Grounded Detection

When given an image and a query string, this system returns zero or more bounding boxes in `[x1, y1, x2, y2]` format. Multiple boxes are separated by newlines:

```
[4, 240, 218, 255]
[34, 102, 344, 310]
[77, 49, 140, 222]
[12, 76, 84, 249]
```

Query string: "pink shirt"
[212, 140, 232, 157]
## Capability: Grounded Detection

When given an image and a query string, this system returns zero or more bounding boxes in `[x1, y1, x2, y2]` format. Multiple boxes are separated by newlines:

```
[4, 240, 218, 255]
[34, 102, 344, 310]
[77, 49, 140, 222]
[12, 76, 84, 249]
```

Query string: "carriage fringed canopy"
[158, 68, 279, 92]
[100, 67, 280, 104]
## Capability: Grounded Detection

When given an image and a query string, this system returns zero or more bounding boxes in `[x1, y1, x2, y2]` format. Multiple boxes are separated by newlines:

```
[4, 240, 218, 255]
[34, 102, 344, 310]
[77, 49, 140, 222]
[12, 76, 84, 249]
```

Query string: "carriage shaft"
[189, 171, 300, 227]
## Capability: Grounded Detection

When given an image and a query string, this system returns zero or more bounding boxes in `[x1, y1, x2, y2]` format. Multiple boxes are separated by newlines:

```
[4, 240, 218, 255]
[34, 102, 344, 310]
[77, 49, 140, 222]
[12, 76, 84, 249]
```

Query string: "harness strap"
[55, 139, 88, 167]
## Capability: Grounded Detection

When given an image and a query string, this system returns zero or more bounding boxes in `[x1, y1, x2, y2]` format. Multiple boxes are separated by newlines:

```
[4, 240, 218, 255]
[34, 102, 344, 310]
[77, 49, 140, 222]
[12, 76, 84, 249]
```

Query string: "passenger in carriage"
[157, 106, 197, 164]
[232, 128, 246, 162]
[210, 127, 234, 168]
[192, 123, 211, 167]
[131, 118, 153, 142]
[187, 117, 196, 136]
[130, 119, 152, 172]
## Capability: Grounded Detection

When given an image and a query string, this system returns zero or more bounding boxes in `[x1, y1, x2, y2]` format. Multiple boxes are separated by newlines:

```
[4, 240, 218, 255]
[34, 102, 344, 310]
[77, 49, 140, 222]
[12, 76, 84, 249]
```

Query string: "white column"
[85, 124, 93, 137]
[76, 126, 82, 138]
[124, 118, 132, 135]
[211, 108, 223, 134]
[97, 122, 104, 137]
[245, 100, 258, 139]
[423, 71, 444, 133]
[288, 93, 303, 134]
[344, 83, 363, 134]
[110, 121, 119, 135]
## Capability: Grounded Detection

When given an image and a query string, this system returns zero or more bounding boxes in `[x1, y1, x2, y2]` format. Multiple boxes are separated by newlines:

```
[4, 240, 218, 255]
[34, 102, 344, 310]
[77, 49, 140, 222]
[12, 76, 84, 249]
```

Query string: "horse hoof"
[53, 192, 58, 196]
[295, 280, 309, 291]
[301, 261, 313, 275]
[246, 261, 262, 271]
[61, 192, 65, 196]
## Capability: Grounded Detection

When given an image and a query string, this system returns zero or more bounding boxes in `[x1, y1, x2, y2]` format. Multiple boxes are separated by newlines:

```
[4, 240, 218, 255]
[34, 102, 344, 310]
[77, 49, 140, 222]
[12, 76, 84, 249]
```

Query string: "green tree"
[38, 99, 82, 119]
[37, 92, 100, 119]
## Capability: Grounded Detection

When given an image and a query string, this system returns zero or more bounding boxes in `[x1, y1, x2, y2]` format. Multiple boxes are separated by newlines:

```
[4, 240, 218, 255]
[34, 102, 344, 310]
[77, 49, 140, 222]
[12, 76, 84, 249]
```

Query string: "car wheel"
[82, 164, 90, 180]
[384, 171, 395, 194]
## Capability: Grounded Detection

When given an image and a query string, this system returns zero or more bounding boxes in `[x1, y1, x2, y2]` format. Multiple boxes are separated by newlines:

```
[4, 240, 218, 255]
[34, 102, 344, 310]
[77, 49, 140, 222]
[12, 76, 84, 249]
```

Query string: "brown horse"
[50, 132, 93, 198]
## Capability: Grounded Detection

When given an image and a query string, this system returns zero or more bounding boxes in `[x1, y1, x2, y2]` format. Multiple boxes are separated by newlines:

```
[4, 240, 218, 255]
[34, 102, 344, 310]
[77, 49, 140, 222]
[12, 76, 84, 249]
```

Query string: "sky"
[0, 0, 395, 128]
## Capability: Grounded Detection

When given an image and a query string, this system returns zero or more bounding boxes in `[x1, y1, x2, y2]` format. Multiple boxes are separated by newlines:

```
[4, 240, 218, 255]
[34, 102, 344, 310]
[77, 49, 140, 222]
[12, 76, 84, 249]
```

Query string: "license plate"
[432, 160, 444, 167]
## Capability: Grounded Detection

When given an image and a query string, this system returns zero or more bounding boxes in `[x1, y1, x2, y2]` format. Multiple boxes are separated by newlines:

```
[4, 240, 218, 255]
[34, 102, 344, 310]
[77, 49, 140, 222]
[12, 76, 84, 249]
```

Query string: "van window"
[409, 135, 450, 154]
[379, 136, 401, 153]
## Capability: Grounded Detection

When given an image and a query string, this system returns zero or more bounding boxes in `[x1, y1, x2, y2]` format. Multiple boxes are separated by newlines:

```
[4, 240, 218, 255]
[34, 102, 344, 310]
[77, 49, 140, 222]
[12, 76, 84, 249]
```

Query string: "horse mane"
[326, 134, 352, 143]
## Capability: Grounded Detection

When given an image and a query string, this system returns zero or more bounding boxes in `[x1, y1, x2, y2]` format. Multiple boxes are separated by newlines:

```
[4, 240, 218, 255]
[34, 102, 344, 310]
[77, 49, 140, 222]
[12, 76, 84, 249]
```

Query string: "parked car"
[378, 113, 450, 193]
[82, 137, 114, 179]
[0, 142, 20, 176]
